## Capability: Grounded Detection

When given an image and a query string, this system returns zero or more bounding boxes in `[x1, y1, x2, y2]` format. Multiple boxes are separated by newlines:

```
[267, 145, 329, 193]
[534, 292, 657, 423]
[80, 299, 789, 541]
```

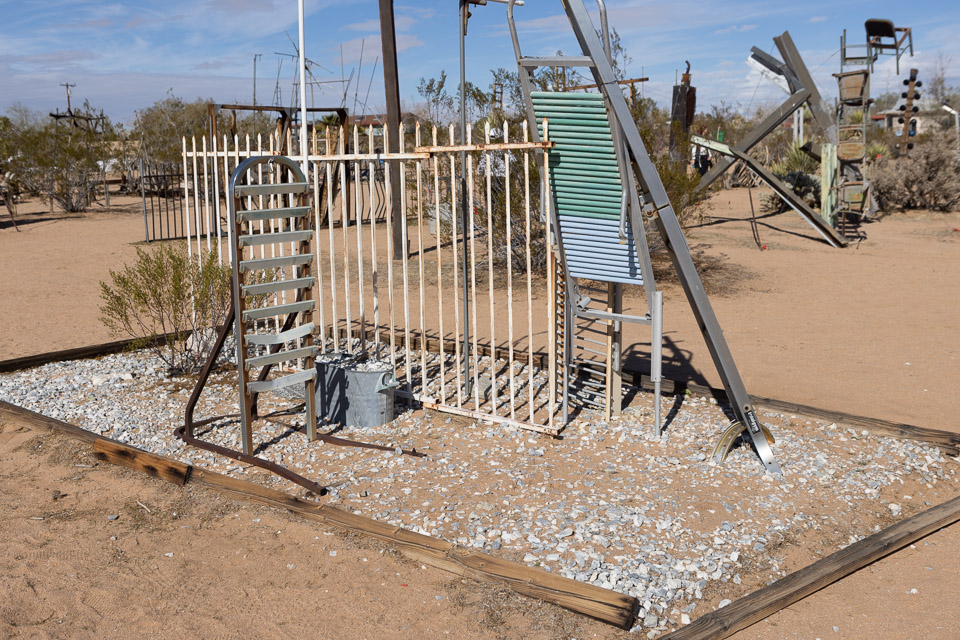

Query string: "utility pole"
[253, 54, 262, 107]
[60, 82, 76, 114]
[378, 0, 405, 260]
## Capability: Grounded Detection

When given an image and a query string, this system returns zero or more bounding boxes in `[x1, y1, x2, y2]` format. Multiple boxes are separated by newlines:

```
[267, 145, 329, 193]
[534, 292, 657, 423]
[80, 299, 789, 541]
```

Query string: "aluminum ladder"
[228, 155, 318, 454]
[508, 0, 663, 432]
[507, 0, 781, 473]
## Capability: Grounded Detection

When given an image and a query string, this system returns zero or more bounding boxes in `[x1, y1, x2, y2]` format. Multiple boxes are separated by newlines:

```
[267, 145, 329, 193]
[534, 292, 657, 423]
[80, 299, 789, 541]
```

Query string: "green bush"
[99, 244, 232, 375]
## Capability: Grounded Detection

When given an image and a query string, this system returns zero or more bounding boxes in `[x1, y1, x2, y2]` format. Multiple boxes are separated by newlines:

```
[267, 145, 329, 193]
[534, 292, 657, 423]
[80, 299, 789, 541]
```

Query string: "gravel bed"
[2, 348, 958, 636]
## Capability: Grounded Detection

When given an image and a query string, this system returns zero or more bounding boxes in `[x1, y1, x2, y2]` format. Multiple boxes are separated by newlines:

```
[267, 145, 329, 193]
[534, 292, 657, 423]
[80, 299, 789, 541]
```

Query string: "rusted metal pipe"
[179, 290, 423, 497]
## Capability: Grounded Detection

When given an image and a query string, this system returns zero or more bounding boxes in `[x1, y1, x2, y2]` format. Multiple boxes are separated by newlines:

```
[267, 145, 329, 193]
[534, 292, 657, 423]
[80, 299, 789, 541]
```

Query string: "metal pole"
[298, 0, 309, 177]
[651, 291, 663, 435]
[139, 156, 150, 242]
[253, 54, 260, 107]
[378, 0, 405, 260]
[458, 0, 472, 396]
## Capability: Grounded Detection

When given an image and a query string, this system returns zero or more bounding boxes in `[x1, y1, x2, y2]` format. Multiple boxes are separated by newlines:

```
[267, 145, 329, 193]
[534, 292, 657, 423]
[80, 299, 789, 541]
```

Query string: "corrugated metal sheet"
[532, 91, 644, 286]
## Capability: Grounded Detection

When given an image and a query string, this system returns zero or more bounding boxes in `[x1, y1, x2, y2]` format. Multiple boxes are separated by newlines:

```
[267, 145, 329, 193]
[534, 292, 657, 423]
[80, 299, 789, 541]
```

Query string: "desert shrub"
[1, 102, 114, 212]
[871, 137, 960, 212]
[99, 244, 232, 375]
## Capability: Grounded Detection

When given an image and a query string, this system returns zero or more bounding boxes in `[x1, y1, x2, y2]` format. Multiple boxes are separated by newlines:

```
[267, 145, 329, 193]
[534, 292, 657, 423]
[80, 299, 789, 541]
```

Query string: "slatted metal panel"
[532, 91, 644, 287]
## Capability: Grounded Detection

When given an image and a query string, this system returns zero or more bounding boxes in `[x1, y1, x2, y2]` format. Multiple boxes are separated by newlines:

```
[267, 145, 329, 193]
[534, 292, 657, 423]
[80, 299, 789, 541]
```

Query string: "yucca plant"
[770, 140, 819, 176]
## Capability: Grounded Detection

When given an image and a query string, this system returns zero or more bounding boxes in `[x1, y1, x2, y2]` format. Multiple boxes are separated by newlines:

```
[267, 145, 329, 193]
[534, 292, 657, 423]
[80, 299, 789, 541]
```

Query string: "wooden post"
[379, 0, 406, 260]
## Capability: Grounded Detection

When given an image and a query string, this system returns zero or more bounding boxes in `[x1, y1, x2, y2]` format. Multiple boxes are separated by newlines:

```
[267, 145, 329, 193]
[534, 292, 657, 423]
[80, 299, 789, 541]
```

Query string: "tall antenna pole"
[253, 54, 262, 107]
[297, 0, 308, 176]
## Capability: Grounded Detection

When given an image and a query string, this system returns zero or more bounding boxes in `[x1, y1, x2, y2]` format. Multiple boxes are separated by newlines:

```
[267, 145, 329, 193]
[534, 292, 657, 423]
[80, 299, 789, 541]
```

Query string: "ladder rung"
[239, 254, 312, 272]
[242, 276, 315, 296]
[245, 322, 315, 346]
[247, 368, 316, 393]
[242, 299, 314, 321]
[520, 56, 595, 68]
[235, 182, 309, 197]
[239, 230, 314, 247]
[237, 206, 311, 222]
[246, 345, 317, 369]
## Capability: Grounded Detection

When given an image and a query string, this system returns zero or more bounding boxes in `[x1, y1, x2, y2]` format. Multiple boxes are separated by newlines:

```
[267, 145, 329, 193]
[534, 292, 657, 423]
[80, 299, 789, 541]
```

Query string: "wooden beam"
[93, 439, 192, 486]
[661, 494, 960, 640]
[0, 399, 99, 445]
[0, 399, 637, 629]
[0, 331, 188, 374]
[190, 468, 635, 627]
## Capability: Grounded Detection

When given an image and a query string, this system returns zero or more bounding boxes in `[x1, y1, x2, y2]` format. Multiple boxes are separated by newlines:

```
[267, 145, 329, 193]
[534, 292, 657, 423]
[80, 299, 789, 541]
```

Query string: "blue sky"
[2, 0, 958, 126]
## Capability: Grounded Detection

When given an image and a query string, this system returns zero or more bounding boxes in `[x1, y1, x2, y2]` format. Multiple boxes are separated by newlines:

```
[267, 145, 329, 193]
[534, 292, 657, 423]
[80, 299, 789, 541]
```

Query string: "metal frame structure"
[508, 0, 779, 472]
[825, 21, 914, 236]
[693, 32, 846, 248]
[508, 0, 663, 430]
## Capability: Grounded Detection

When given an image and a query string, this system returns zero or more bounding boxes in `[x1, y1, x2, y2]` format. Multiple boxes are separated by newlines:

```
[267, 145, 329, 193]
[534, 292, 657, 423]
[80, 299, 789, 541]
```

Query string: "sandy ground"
[1, 190, 959, 638]
[0, 425, 609, 640]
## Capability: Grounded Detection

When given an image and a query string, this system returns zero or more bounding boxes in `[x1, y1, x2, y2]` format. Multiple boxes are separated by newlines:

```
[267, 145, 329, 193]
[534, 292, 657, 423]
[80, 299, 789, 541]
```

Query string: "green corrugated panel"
[535, 116, 610, 127]
[553, 190, 621, 203]
[556, 194, 621, 208]
[535, 108, 608, 118]
[531, 91, 605, 101]
[551, 167, 621, 181]
[534, 91, 622, 219]
[539, 123, 611, 133]
[552, 147, 617, 159]
[545, 136, 615, 148]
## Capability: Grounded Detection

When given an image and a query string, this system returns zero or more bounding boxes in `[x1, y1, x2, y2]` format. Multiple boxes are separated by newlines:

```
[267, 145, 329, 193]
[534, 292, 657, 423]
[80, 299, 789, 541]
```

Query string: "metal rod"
[504, 122, 516, 419]
[458, 0, 472, 401]
[449, 124, 463, 407]
[399, 125, 413, 389]
[414, 123, 428, 393]
[368, 125, 380, 351]
[353, 126, 366, 352]
[523, 121, 535, 423]
[432, 125, 446, 402]
[467, 126, 480, 408]
[326, 134, 339, 349]
[298, 0, 309, 178]
[138, 157, 149, 242]
[484, 122, 497, 413]
[652, 290, 663, 435]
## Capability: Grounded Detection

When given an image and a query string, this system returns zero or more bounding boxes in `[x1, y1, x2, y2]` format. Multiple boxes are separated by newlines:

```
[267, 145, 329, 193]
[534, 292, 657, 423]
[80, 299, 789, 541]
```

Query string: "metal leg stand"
[651, 290, 663, 436]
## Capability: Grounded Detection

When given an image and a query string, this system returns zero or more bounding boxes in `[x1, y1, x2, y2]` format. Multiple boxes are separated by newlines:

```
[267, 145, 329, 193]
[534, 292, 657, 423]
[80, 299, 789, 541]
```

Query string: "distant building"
[873, 108, 941, 136]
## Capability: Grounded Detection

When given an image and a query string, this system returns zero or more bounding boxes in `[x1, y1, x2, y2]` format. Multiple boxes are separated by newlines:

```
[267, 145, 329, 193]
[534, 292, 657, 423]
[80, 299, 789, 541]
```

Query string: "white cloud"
[809, 16, 827, 23]
[715, 24, 756, 35]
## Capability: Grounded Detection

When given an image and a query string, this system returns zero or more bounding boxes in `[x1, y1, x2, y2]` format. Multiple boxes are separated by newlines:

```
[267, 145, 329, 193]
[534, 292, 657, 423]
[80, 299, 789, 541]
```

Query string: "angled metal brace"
[693, 136, 847, 248]
[774, 31, 836, 140]
[561, 0, 782, 473]
[697, 88, 810, 190]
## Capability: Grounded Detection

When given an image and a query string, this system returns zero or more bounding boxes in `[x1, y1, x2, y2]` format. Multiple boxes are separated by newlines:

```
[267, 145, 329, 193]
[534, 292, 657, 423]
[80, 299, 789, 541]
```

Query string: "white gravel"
[2, 346, 957, 636]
